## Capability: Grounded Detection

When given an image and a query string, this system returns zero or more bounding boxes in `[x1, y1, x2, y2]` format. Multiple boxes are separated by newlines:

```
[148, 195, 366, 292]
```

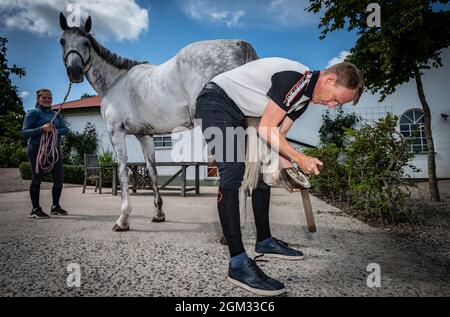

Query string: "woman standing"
[22, 89, 69, 218]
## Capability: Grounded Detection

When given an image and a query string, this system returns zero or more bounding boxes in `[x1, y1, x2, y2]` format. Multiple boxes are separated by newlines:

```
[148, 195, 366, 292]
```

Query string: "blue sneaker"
[255, 237, 305, 260]
[228, 257, 286, 296]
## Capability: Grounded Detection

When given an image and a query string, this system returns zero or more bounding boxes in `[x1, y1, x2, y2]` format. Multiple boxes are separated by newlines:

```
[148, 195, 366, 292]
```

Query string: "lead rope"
[36, 82, 73, 173]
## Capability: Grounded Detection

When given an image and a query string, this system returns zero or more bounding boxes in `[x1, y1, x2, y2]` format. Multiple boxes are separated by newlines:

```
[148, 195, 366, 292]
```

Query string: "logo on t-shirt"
[284, 71, 312, 110]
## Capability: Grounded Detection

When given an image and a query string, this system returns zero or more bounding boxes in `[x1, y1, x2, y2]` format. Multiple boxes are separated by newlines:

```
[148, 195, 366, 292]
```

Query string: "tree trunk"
[413, 67, 440, 202]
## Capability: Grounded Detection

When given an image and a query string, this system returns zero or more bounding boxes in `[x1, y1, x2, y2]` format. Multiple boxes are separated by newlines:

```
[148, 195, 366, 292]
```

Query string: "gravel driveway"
[0, 170, 449, 297]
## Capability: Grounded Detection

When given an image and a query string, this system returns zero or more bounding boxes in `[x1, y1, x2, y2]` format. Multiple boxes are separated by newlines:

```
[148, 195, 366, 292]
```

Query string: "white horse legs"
[239, 188, 248, 228]
[136, 135, 165, 222]
[109, 129, 132, 231]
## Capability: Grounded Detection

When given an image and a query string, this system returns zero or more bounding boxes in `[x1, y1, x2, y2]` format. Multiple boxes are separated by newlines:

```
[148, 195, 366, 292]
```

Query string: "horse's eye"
[60, 38, 66, 46]
[83, 40, 89, 47]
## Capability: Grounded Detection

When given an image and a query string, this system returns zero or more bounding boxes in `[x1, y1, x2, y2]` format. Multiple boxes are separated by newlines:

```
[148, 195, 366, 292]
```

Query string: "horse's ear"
[59, 12, 68, 31]
[83, 16, 92, 33]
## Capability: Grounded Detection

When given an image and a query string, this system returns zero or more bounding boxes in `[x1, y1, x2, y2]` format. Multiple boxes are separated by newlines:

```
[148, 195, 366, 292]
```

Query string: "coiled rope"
[36, 82, 73, 173]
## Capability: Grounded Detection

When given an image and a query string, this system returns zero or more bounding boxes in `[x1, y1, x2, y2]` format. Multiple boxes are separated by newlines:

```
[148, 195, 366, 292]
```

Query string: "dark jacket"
[22, 105, 69, 145]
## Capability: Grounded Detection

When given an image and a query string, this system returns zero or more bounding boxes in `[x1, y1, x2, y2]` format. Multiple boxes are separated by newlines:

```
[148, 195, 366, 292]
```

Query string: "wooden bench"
[111, 162, 208, 197]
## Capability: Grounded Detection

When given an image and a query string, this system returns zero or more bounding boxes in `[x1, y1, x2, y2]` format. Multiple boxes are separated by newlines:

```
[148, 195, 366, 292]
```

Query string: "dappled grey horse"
[59, 13, 259, 231]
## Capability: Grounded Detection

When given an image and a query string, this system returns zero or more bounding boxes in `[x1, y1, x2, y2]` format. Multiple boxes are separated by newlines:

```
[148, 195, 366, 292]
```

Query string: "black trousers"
[195, 82, 247, 189]
[195, 83, 271, 257]
[27, 143, 64, 208]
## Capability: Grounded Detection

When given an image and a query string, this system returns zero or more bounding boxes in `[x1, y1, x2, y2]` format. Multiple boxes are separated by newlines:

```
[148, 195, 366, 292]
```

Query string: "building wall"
[62, 109, 210, 180]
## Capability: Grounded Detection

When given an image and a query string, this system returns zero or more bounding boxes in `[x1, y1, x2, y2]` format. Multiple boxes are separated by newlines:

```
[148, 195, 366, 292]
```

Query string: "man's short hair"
[325, 62, 365, 105]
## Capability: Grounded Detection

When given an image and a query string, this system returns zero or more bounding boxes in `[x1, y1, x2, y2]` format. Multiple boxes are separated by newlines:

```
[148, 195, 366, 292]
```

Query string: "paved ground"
[1, 175, 449, 297]
[0, 168, 79, 193]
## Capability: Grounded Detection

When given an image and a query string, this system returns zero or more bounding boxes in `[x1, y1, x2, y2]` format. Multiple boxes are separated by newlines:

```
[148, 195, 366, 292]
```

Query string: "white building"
[55, 49, 450, 180]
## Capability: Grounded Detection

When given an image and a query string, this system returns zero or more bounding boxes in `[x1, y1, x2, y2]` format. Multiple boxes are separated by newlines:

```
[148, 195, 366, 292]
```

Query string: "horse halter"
[64, 45, 91, 75]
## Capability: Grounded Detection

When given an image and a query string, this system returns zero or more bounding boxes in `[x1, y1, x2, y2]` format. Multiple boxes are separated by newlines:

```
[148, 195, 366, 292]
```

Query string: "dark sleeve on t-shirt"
[287, 102, 310, 121]
[266, 71, 305, 113]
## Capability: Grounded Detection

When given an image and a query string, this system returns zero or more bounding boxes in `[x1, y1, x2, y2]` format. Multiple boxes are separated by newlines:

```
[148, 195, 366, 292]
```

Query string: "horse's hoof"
[219, 236, 228, 245]
[112, 224, 129, 232]
[151, 216, 165, 223]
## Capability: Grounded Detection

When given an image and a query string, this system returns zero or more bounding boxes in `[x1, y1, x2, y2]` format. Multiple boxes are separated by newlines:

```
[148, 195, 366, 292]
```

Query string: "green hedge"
[304, 113, 418, 223]
[0, 143, 27, 167]
[19, 162, 85, 184]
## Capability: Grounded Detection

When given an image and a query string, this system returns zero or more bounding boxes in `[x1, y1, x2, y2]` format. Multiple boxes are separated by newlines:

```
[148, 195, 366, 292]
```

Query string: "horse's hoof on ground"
[112, 224, 129, 232]
[152, 216, 165, 223]
[219, 236, 228, 245]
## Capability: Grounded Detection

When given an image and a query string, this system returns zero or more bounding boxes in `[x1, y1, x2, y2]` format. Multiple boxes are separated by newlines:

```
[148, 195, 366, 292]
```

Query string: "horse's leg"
[136, 135, 165, 222]
[109, 128, 132, 232]
[239, 187, 248, 228]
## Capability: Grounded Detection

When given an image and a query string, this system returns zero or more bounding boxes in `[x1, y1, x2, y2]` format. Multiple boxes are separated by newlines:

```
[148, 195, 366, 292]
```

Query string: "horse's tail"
[241, 117, 261, 192]
[237, 40, 259, 64]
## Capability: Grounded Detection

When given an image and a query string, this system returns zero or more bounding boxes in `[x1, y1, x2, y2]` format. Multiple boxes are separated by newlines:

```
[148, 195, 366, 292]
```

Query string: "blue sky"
[1, 0, 359, 111]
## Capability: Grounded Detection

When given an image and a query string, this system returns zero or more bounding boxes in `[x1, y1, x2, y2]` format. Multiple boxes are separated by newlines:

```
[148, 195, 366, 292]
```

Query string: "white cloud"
[0, 0, 149, 41]
[19, 91, 29, 99]
[327, 51, 350, 68]
[178, 0, 317, 28]
[211, 10, 245, 27]
[180, 0, 246, 28]
[267, 0, 318, 27]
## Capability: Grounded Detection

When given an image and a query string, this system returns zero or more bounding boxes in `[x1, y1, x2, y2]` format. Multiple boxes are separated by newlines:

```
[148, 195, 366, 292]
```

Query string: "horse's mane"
[70, 28, 147, 70]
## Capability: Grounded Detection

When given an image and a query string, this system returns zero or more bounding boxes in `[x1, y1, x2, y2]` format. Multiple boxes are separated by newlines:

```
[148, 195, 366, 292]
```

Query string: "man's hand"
[42, 123, 54, 133]
[258, 99, 323, 176]
[295, 155, 323, 176]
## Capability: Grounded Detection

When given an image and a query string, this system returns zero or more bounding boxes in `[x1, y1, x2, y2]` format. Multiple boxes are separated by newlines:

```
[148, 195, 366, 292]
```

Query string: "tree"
[308, 0, 450, 201]
[0, 37, 26, 145]
[61, 122, 99, 165]
[319, 109, 360, 148]
[81, 93, 96, 99]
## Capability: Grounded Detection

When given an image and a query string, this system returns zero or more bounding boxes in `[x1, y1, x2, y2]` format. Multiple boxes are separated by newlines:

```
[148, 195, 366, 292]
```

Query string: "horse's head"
[59, 12, 92, 83]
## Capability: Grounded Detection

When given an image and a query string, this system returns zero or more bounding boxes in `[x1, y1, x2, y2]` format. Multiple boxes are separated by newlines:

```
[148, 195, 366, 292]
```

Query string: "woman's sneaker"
[255, 237, 305, 260]
[228, 257, 286, 296]
[28, 207, 50, 219]
[50, 205, 68, 215]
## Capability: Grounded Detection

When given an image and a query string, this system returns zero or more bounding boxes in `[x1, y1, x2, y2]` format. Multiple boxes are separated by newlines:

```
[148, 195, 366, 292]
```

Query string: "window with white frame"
[399, 109, 427, 153]
[154, 135, 172, 149]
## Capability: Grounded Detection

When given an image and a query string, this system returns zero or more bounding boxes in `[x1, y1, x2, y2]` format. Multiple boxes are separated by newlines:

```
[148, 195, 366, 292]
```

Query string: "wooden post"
[131, 166, 137, 194]
[195, 164, 200, 194]
[181, 165, 187, 197]
[300, 189, 316, 233]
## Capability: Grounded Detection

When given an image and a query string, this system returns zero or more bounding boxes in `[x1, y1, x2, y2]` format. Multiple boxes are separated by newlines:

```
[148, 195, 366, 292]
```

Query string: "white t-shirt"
[212, 57, 319, 120]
